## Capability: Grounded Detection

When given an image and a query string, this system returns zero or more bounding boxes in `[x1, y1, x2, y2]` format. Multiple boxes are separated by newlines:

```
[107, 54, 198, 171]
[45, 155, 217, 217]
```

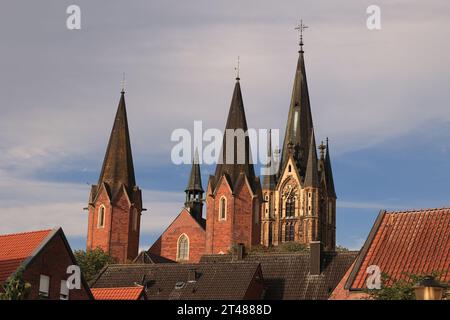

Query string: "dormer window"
[98, 205, 106, 228]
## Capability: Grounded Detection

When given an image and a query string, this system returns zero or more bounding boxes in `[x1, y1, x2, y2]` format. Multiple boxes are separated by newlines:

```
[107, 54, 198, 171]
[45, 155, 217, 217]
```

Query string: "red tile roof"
[0, 229, 52, 283]
[91, 287, 144, 300]
[347, 208, 450, 290]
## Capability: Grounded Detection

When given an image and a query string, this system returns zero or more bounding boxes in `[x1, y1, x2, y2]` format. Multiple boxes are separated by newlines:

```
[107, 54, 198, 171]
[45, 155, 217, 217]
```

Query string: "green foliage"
[365, 272, 445, 300]
[335, 245, 349, 252]
[73, 247, 116, 283]
[0, 267, 31, 300]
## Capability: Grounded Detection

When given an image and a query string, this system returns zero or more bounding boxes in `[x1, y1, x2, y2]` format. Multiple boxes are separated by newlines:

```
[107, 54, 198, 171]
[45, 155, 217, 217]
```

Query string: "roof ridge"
[0, 228, 53, 238]
[386, 207, 450, 214]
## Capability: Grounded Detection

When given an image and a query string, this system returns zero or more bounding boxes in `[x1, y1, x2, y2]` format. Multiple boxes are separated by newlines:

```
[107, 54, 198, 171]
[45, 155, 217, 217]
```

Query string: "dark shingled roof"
[91, 262, 263, 300]
[211, 79, 260, 194]
[200, 252, 358, 300]
[93, 91, 137, 202]
[324, 140, 336, 197]
[185, 149, 203, 193]
[132, 251, 176, 264]
[279, 48, 314, 176]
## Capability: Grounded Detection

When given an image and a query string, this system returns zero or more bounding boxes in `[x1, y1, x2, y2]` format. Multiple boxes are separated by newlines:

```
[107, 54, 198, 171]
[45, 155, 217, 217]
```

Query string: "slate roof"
[345, 208, 450, 290]
[0, 229, 52, 283]
[91, 262, 263, 300]
[200, 251, 358, 300]
[304, 129, 319, 188]
[91, 286, 144, 300]
[186, 149, 203, 193]
[132, 251, 176, 264]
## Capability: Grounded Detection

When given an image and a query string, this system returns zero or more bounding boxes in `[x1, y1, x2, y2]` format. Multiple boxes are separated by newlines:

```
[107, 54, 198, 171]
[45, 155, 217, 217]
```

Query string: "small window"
[219, 197, 227, 221]
[288, 165, 292, 172]
[60, 280, 69, 300]
[39, 275, 50, 298]
[98, 205, 106, 228]
[177, 234, 189, 261]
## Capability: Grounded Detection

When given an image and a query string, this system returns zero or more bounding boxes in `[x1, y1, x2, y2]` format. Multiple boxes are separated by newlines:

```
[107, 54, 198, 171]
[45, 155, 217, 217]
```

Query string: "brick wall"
[24, 232, 91, 300]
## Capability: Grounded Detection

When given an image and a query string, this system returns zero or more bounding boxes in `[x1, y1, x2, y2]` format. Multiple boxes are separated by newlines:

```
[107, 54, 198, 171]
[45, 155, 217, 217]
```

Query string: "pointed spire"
[186, 149, 203, 193]
[324, 138, 336, 197]
[213, 78, 258, 192]
[97, 91, 136, 200]
[262, 130, 276, 190]
[304, 129, 319, 188]
[280, 39, 314, 176]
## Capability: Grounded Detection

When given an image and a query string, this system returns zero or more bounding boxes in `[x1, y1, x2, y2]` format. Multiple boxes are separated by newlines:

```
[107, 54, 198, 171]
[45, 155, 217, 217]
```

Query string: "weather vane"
[295, 20, 308, 49]
[235, 56, 240, 80]
[121, 72, 126, 93]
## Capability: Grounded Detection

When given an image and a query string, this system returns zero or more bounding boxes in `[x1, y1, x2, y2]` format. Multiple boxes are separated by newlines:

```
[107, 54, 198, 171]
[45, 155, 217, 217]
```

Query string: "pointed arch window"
[284, 223, 295, 242]
[98, 205, 106, 228]
[177, 234, 189, 261]
[219, 196, 227, 221]
[285, 196, 295, 217]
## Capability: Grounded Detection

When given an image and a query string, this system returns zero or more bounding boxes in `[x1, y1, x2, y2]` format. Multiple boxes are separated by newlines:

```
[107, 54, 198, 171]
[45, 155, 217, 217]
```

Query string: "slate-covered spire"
[280, 44, 314, 176]
[186, 149, 203, 193]
[212, 78, 258, 192]
[304, 129, 319, 188]
[262, 130, 276, 190]
[97, 90, 137, 200]
[324, 139, 336, 197]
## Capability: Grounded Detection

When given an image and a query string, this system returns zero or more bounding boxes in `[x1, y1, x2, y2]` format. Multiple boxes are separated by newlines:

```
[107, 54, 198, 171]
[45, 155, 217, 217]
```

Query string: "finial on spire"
[319, 140, 326, 160]
[121, 72, 126, 94]
[295, 19, 308, 52]
[235, 56, 240, 81]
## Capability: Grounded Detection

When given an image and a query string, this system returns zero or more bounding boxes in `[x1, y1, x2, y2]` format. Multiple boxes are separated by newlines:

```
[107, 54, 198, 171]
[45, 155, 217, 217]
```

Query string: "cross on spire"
[121, 72, 126, 93]
[235, 56, 240, 81]
[295, 20, 308, 50]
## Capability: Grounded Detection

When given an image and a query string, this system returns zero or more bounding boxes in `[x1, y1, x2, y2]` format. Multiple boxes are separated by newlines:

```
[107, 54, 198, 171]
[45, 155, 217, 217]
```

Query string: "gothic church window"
[177, 234, 189, 261]
[285, 223, 295, 242]
[219, 196, 227, 221]
[98, 205, 106, 228]
[285, 197, 295, 217]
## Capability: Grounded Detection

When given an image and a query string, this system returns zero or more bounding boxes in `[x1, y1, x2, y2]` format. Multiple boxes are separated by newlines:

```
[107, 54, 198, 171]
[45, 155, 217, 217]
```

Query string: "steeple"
[304, 129, 319, 188]
[324, 139, 336, 198]
[280, 39, 314, 176]
[262, 130, 276, 190]
[97, 91, 137, 201]
[185, 149, 204, 221]
[212, 78, 258, 192]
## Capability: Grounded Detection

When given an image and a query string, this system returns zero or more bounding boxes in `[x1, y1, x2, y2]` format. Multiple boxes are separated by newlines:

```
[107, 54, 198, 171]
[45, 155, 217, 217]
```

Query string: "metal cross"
[295, 20, 308, 47]
[235, 56, 240, 80]
[121, 72, 126, 93]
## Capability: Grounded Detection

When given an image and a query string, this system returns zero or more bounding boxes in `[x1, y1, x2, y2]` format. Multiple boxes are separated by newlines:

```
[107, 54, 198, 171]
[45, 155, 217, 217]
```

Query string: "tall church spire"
[212, 78, 258, 192]
[262, 130, 276, 190]
[324, 139, 336, 198]
[185, 149, 204, 221]
[97, 91, 137, 200]
[280, 39, 314, 176]
[304, 129, 319, 188]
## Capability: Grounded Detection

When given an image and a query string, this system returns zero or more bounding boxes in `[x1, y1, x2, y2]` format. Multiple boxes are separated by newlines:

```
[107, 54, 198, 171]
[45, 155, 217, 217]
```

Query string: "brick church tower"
[205, 76, 262, 254]
[86, 90, 143, 263]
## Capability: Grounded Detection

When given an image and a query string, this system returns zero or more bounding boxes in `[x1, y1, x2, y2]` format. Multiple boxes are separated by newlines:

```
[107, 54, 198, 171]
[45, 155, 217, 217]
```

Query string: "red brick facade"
[87, 185, 142, 263]
[205, 177, 261, 255]
[23, 231, 92, 300]
[149, 209, 206, 263]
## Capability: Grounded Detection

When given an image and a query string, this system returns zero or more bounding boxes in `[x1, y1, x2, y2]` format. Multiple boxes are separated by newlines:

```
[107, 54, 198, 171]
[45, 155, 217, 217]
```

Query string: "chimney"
[310, 241, 321, 275]
[236, 243, 245, 261]
[188, 268, 197, 283]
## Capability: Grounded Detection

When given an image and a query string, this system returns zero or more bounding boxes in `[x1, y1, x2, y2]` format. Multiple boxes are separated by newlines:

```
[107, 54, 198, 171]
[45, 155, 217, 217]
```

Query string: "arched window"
[219, 196, 227, 221]
[285, 196, 295, 217]
[98, 205, 106, 228]
[177, 234, 189, 261]
[285, 223, 295, 242]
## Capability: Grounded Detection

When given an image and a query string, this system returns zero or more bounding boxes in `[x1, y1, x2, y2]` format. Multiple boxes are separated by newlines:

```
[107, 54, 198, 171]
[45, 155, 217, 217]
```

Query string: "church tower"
[261, 27, 336, 251]
[86, 89, 143, 263]
[185, 149, 204, 222]
[205, 76, 262, 254]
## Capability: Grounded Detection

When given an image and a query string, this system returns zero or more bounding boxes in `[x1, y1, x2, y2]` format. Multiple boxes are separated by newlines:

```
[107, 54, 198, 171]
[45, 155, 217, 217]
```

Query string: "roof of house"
[200, 251, 358, 300]
[345, 208, 450, 290]
[132, 251, 176, 264]
[90, 262, 263, 300]
[91, 286, 144, 300]
[0, 229, 53, 283]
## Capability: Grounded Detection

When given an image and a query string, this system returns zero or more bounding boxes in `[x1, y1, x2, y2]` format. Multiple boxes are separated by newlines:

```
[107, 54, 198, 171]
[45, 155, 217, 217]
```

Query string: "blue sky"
[1, 1, 449, 251]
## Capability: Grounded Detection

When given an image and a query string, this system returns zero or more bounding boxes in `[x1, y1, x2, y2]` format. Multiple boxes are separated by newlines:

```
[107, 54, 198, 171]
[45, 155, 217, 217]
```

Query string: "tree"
[365, 272, 446, 300]
[73, 248, 116, 283]
[0, 267, 31, 300]
[335, 245, 349, 252]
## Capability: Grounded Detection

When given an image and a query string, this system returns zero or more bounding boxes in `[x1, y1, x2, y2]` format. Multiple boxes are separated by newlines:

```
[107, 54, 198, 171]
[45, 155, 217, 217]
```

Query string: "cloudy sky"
[1, 0, 449, 251]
